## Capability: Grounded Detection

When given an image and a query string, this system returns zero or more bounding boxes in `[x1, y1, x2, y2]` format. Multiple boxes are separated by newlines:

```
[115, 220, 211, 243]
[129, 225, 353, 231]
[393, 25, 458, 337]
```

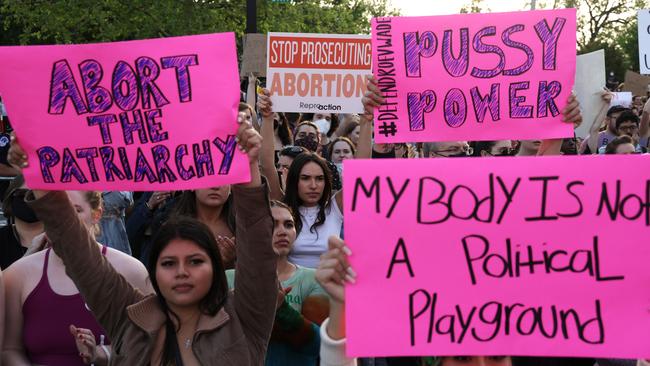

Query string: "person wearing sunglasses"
[472, 141, 515, 157]
[422, 141, 473, 158]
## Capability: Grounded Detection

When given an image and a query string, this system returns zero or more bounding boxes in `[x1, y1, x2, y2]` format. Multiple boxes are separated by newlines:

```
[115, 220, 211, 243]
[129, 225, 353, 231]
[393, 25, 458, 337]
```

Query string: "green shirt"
[226, 265, 326, 313]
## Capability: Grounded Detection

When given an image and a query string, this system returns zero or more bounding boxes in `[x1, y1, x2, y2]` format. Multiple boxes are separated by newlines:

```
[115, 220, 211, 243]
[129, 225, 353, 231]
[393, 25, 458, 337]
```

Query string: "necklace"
[184, 338, 191, 349]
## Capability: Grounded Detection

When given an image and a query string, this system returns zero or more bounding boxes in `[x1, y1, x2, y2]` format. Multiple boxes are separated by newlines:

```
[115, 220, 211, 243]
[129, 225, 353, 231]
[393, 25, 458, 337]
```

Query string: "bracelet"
[100, 344, 111, 364]
[144, 201, 153, 211]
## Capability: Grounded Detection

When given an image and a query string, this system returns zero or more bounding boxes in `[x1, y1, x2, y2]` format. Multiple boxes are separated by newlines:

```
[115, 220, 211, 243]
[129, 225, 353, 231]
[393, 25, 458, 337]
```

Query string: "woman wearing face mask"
[302, 113, 340, 149]
[0, 175, 44, 270]
[226, 200, 329, 366]
[7, 115, 278, 365]
[2, 189, 152, 366]
[293, 122, 322, 153]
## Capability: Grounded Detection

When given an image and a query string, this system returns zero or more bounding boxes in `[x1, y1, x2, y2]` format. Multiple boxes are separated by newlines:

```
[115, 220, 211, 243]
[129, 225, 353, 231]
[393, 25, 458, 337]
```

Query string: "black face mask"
[294, 137, 319, 152]
[11, 191, 39, 223]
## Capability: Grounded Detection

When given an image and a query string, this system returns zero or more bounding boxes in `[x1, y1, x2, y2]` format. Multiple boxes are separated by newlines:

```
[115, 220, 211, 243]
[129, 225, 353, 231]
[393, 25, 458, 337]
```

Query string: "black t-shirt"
[0, 224, 27, 270]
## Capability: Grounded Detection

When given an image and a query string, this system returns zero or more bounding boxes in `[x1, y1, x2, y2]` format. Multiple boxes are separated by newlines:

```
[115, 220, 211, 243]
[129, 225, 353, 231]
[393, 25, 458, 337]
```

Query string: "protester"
[126, 190, 177, 264]
[583, 90, 626, 154]
[294, 121, 322, 153]
[2, 189, 151, 366]
[302, 112, 340, 149]
[605, 135, 637, 154]
[341, 121, 361, 145]
[96, 191, 133, 255]
[283, 152, 343, 268]
[6, 114, 278, 365]
[423, 141, 473, 157]
[598, 110, 646, 153]
[170, 186, 237, 269]
[226, 200, 329, 366]
[0, 175, 44, 270]
[272, 112, 294, 151]
[473, 141, 515, 157]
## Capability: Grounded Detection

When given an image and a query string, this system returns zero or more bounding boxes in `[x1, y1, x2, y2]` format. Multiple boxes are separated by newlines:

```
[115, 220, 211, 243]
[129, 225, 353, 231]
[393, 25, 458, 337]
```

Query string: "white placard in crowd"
[266, 32, 371, 113]
[574, 49, 606, 139]
[640, 9, 650, 74]
[611, 91, 633, 107]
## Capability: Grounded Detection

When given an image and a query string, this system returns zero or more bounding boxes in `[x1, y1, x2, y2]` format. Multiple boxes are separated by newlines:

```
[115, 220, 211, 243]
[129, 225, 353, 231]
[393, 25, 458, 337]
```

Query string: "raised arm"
[231, 117, 278, 363]
[640, 98, 650, 139]
[258, 89, 284, 201]
[586, 91, 612, 154]
[538, 93, 582, 156]
[356, 76, 383, 160]
[317, 236, 357, 366]
[7, 138, 143, 340]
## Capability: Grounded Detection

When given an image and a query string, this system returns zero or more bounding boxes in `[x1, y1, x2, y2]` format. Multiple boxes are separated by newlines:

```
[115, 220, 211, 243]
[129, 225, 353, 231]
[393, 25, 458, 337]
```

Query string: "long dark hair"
[275, 113, 293, 146]
[148, 217, 228, 366]
[283, 152, 332, 235]
[171, 189, 235, 234]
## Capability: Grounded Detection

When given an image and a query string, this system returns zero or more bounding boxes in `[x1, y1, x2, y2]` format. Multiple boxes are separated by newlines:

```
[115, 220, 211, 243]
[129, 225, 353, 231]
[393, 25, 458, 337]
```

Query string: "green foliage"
[0, 0, 397, 47]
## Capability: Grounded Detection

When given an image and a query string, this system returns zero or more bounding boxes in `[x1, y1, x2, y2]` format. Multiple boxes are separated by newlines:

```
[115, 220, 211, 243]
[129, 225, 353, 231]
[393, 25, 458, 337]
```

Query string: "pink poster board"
[371, 9, 577, 143]
[343, 155, 650, 358]
[0, 33, 248, 190]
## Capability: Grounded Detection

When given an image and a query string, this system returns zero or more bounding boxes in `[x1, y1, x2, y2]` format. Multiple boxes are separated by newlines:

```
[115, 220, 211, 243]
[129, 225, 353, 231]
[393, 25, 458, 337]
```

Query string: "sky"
[394, 0, 533, 16]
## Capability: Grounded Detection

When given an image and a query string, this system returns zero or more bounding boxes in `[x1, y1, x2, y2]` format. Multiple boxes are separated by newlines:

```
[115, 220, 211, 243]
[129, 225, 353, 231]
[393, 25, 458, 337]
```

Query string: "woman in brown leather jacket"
[8, 115, 278, 366]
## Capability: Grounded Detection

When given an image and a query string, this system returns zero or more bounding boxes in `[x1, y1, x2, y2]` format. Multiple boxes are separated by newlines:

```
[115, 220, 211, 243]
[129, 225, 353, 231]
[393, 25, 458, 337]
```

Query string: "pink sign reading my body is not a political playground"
[343, 155, 650, 358]
[371, 9, 577, 143]
[0, 33, 247, 190]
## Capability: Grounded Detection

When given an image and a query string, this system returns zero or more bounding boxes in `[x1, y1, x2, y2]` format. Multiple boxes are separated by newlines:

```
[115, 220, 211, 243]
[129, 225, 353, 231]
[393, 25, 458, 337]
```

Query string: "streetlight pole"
[246, 0, 257, 34]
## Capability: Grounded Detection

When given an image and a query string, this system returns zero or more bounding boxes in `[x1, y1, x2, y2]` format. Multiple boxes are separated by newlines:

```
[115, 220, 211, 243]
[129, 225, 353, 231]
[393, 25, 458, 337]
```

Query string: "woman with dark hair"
[171, 186, 237, 269]
[7, 115, 277, 365]
[273, 112, 293, 150]
[226, 200, 329, 365]
[0, 175, 44, 270]
[300, 113, 340, 146]
[283, 152, 343, 268]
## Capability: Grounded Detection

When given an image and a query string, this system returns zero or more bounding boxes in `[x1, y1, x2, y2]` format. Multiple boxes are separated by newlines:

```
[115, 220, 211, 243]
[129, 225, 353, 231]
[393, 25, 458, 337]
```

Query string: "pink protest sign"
[343, 155, 650, 358]
[371, 9, 577, 143]
[0, 33, 247, 190]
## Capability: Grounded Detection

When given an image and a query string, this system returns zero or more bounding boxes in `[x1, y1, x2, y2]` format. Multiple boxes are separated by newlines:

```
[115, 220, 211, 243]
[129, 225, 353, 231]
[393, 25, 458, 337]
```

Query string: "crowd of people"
[0, 41, 647, 366]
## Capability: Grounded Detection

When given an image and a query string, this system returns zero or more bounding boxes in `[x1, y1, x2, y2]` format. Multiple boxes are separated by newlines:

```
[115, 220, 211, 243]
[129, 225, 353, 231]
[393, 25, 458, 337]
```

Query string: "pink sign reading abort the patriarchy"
[371, 9, 577, 143]
[0, 33, 247, 190]
[343, 155, 650, 358]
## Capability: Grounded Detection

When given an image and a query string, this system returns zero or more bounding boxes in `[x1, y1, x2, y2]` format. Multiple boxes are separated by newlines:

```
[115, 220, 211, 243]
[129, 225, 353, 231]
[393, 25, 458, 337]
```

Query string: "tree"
[0, 0, 397, 47]
[460, 0, 490, 14]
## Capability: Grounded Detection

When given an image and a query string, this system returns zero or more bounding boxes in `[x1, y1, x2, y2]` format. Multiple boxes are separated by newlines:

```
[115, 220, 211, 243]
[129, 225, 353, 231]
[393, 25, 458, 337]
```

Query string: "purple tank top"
[23, 247, 111, 366]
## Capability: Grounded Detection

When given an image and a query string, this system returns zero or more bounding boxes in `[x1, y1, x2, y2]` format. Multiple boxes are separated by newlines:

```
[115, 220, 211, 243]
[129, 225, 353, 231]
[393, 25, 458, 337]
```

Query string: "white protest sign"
[640, 10, 650, 74]
[611, 92, 633, 108]
[574, 50, 606, 139]
[266, 32, 371, 113]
